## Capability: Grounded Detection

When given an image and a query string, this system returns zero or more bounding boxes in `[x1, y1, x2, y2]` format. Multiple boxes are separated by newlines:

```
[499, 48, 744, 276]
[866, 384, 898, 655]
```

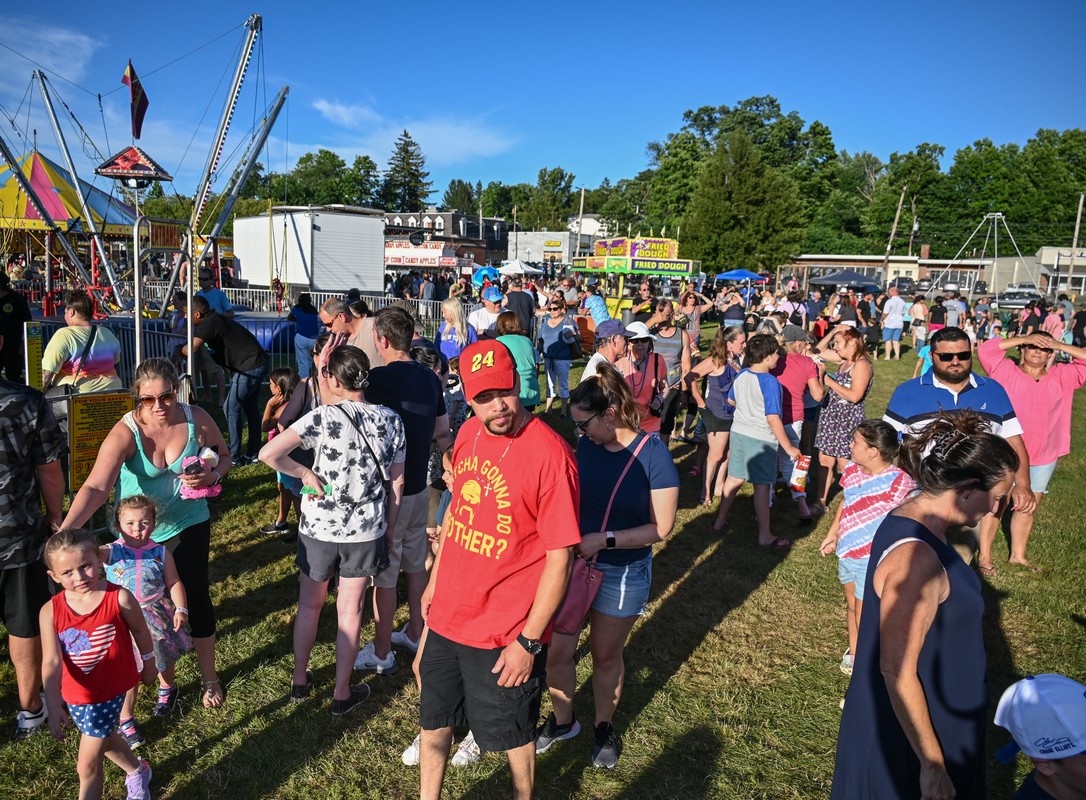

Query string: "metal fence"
[39, 319, 186, 387]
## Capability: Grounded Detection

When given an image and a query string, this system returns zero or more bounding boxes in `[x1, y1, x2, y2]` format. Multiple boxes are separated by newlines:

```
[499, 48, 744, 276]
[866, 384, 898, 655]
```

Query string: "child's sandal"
[202, 679, 225, 709]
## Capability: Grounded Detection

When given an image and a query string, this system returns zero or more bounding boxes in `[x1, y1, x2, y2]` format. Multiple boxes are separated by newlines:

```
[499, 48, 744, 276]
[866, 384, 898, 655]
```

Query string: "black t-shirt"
[1014, 771, 1057, 800]
[365, 359, 446, 496]
[194, 313, 267, 373]
[504, 290, 536, 335]
[0, 290, 32, 344]
[1073, 310, 1086, 338]
[928, 304, 947, 324]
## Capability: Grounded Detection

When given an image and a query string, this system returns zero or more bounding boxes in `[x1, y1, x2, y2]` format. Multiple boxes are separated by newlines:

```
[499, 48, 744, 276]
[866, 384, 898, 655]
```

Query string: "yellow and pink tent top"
[0, 150, 136, 237]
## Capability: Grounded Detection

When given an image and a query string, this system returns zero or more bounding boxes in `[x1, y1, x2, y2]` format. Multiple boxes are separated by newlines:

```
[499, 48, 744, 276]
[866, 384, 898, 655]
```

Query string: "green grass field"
[2, 331, 1085, 799]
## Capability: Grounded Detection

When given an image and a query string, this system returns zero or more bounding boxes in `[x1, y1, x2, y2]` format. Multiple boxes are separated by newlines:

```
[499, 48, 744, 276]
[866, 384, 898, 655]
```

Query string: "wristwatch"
[605, 530, 617, 550]
[516, 633, 543, 656]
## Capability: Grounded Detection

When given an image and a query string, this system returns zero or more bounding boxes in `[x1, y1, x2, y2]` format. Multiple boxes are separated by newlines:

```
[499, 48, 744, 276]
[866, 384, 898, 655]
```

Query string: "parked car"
[992, 291, 1044, 310]
[886, 277, 916, 294]
[916, 278, 933, 293]
[973, 280, 989, 295]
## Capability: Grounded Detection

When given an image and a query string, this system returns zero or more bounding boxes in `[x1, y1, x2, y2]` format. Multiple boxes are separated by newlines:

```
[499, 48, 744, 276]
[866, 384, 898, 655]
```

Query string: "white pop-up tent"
[499, 258, 544, 276]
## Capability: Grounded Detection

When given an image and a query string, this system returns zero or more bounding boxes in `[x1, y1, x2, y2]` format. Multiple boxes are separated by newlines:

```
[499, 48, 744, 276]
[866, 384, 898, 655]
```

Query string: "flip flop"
[759, 536, 792, 549]
[978, 563, 998, 577]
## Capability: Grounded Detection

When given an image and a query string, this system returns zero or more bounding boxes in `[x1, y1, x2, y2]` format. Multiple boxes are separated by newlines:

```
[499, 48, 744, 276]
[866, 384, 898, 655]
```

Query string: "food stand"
[571, 237, 701, 317]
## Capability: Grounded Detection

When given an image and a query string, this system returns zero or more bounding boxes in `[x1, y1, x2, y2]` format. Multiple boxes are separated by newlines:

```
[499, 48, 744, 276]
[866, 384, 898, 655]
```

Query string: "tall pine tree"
[379, 130, 432, 211]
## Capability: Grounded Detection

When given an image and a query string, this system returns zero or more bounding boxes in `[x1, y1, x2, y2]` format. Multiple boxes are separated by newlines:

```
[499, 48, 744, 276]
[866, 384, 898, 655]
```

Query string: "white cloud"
[309, 96, 516, 168]
[312, 99, 381, 129]
[0, 19, 104, 101]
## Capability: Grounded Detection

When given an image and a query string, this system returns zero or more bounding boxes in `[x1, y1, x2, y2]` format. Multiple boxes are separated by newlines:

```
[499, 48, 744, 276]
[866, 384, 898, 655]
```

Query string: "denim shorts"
[882, 327, 903, 342]
[837, 555, 870, 601]
[592, 556, 652, 618]
[1029, 461, 1058, 494]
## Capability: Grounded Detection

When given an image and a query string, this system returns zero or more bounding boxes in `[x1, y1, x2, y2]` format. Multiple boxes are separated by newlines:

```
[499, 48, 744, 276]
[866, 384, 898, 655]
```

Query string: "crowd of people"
[1, 272, 1084, 800]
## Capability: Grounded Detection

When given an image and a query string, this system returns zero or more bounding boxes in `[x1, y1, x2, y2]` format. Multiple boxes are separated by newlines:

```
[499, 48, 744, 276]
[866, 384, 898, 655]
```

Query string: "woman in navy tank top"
[832, 410, 1019, 799]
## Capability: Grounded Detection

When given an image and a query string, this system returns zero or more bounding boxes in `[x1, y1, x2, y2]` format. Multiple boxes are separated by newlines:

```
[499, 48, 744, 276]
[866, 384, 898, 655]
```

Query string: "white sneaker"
[391, 625, 420, 654]
[14, 694, 47, 739]
[354, 641, 397, 674]
[402, 733, 421, 766]
[451, 730, 481, 766]
[839, 649, 853, 676]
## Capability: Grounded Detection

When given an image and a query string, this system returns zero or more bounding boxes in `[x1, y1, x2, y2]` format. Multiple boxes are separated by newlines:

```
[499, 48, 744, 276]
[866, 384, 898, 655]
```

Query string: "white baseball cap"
[995, 674, 1086, 762]
[625, 321, 657, 341]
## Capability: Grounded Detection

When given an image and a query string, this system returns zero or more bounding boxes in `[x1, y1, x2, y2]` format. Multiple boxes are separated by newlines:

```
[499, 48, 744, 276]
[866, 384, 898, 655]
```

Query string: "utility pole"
[574, 187, 586, 264]
[1065, 192, 1084, 295]
[882, 184, 907, 282]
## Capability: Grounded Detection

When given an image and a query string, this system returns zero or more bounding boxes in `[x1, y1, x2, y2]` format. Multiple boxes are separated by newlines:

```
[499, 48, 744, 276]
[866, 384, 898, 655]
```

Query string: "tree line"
[142, 96, 1086, 269]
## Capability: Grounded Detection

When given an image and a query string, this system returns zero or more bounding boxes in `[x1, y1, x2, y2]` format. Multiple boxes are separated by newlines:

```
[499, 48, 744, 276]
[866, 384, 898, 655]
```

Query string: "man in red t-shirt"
[419, 339, 579, 799]
[770, 325, 824, 521]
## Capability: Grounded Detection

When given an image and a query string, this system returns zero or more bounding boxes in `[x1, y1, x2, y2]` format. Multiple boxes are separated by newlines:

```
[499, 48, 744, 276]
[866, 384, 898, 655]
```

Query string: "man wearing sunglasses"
[883, 326, 1035, 570]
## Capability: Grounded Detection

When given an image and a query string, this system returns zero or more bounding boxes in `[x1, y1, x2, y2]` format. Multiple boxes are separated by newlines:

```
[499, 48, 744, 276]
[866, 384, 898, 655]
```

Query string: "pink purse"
[552, 435, 649, 635]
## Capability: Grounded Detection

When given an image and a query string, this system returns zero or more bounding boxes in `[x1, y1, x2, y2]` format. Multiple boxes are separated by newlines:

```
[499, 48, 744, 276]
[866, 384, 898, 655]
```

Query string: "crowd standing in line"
[4, 271, 1086, 800]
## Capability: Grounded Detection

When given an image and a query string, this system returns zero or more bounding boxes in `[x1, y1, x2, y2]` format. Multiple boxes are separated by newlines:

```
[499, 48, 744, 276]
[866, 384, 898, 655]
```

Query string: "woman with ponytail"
[536, 365, 679, 769]
[832, 410, 1018, 800]
[260, 340, 407, 715]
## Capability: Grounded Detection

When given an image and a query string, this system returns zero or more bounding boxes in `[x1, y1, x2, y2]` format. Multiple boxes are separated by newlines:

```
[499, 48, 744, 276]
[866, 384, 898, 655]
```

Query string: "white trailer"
[232, 205, 385, 291]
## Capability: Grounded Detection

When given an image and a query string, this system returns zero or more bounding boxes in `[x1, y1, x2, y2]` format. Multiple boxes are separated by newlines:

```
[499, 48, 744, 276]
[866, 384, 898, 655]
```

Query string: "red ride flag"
[121, 60, 149, 140]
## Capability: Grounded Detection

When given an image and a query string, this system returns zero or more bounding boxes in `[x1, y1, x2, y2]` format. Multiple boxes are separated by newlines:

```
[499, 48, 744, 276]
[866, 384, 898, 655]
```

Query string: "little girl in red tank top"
[40, 529, 156, 800]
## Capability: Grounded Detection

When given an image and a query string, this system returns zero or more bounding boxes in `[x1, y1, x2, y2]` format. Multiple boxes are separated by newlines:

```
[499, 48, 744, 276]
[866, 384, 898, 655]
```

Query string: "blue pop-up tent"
[715, 269, 765, 282]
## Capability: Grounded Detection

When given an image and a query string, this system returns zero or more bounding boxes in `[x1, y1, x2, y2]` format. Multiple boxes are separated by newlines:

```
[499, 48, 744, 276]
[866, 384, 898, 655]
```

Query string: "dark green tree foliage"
[379, 130, 432, 212]
[524, 167, 575, 230]
[289, 149, 348, 205]
[598, 172, 653, 236]
[643, 131, 710, 233]
[442, 179, 477, 212]
[682, 131, 804, 270]
[341, 155, 381, 207]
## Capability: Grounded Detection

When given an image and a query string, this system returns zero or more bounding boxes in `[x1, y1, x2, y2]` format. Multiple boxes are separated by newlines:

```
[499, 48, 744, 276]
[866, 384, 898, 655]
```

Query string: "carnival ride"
[0, 13, 289, 373]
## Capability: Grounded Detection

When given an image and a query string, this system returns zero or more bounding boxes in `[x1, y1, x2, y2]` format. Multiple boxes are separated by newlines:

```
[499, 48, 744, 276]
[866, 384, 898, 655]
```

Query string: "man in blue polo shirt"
[883, 326, 1035, 574]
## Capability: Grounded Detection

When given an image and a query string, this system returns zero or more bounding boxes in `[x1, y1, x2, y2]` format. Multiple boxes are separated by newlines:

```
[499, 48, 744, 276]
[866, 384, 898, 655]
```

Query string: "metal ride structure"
[34, 71, 125, 308]
[0, 133, 105, 313]
[927, 213, 1039, 302]
[128, 14, 288, 384]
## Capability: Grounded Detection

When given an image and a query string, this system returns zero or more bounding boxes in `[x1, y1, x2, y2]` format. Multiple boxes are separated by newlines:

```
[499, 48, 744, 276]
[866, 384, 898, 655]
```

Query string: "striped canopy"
[0, 150, 136, 237]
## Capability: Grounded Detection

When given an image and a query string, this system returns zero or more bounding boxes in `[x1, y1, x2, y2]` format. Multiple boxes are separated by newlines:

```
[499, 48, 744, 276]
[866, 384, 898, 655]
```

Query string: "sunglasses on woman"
[548, 306, 563, 311]
[572, 410, 601, 433]
[138, 390, 176, 407]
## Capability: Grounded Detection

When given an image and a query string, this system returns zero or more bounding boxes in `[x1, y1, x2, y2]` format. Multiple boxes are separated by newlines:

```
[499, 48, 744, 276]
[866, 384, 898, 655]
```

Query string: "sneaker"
[354, 641, 397, 674]
[119, 717, 145, 750]
[14, 695, 46, 739]
[260, 521, 289, 534]
[391, 625, 420, 654]
[591, 722, 620, 769]
[839, 649, 853, 676]
[535, 712, 581, 753]
[152, 686, 179, 717]
[451, 730, 482, 766]
[290, 669, 314, 703]
[124, 759, 152, 800]
[402, 733, 422, 766]
[331, 684, 371, 716]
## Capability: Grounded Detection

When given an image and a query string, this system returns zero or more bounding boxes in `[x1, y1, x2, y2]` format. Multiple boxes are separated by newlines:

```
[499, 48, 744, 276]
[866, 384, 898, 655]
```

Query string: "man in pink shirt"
[977, 331, 1086, 570]
[771, 325, 824, 522]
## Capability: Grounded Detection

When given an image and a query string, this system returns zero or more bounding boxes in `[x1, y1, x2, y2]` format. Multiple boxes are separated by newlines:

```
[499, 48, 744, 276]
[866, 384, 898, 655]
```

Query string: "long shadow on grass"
[467, 495, 792, 798]
[981, 579, 1019, 800]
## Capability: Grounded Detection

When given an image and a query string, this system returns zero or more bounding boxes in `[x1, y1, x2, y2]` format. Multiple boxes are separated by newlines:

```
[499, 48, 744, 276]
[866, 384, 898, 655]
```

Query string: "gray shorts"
[295, 533, 389, 582]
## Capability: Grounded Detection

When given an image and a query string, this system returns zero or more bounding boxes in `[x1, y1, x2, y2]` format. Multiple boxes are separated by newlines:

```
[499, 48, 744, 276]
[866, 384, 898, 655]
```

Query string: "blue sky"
[1, 0, 1082, 206]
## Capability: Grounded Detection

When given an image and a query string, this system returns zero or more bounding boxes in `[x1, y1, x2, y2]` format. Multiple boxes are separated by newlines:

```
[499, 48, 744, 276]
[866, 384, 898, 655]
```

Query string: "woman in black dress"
[831, 411, 1018, 799]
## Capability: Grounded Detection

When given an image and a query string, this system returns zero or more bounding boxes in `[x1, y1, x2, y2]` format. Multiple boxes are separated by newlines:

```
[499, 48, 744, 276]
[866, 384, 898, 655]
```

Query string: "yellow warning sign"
[67, 392, 132, 491]
[24, 322, 44, 391]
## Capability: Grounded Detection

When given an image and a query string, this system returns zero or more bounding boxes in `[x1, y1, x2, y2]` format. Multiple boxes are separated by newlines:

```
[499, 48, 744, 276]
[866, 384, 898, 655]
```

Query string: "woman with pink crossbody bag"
[536, 365, 680, 770]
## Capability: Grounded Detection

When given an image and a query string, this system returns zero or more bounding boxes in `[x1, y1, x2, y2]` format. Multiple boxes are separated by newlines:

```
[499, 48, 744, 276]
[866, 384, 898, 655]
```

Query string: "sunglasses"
[934, 350, 972, 363]
[572, 410, 601, 433]
[138, 390, 176, 407]
[1022, 344, 1053, 353]
[548, 306, 563, 311]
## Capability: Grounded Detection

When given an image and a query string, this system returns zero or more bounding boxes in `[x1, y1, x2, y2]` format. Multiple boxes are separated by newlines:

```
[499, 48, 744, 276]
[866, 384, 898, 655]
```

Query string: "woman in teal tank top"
[62, 358, 232, 709]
